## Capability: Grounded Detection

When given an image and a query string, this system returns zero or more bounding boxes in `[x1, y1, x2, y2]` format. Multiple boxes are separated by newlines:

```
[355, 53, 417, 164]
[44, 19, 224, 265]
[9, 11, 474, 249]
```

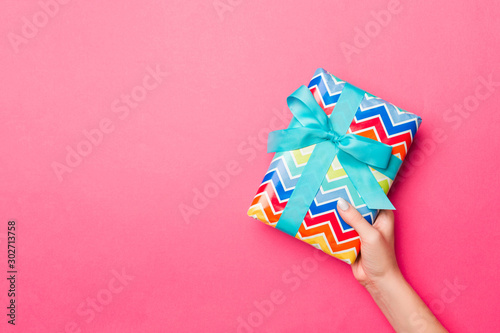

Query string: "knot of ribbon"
[267, 84, 402, 237]
[325, 131, 341, 143]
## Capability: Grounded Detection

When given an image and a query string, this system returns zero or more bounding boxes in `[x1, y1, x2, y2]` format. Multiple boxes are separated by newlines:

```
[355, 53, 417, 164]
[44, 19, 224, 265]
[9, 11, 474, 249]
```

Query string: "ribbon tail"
[339, 134, 393, 169]
[338, 150, 395, 210]
[275, 142, 337, 236]
[372, 155, 402, 180]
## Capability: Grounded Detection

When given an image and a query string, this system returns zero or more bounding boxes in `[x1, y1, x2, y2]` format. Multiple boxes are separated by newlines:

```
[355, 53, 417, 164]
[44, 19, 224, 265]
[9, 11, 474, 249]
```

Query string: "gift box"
[247, 68, 421, 264]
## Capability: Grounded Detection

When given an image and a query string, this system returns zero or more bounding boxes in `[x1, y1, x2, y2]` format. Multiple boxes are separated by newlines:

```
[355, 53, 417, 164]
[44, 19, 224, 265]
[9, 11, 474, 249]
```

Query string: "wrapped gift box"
[247, 68, 421, 264]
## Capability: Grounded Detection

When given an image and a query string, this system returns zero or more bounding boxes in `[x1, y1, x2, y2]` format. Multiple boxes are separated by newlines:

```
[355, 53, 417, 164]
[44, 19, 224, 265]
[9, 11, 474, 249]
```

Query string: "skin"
[337, 200, 448, 333]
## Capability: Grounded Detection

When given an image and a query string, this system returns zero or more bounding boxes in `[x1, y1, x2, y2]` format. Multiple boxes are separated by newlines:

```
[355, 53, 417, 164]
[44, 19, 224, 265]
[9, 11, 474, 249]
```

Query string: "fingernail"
[337, 198, 349, 211]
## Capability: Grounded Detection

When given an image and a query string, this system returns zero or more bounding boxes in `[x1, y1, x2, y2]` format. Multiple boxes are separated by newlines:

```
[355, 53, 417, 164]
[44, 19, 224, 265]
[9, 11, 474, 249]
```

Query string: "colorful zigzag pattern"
[248, 68, 422, 264]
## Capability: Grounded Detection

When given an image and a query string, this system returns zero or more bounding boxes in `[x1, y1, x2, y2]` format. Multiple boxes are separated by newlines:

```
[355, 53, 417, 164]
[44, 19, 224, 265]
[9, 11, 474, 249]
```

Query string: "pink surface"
[0, 0, 499, 332]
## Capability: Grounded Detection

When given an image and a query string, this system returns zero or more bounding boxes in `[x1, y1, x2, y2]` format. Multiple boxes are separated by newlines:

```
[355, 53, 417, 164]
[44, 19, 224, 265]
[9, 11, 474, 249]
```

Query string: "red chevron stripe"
[310, 87, 335, 116]
[254, 181, 290, 210]
[349, 117, 413, 154]
[303, 210, 360, 242]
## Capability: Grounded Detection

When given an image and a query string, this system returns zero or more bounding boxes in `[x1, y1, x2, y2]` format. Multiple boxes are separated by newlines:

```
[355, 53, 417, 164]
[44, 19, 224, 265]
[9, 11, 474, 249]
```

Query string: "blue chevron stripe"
[261, 169, 294, 201]
[355, 103, 419, 138]
[316, 178, 365, 207]
[308, 75, 342, 106]
[308, 196, 375, 230]
[264, 159, 299, 190]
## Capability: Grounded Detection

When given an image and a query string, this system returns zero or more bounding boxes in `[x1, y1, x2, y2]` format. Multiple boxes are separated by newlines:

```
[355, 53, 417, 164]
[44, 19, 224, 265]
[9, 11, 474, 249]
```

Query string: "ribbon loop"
[268, 84, 401, 237]
[286, 86, 330, 131]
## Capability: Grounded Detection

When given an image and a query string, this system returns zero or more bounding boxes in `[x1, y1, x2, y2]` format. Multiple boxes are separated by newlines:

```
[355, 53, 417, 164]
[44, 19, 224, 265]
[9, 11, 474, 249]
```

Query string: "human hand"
[336, 198, 401, 289]
[336, 198, 447, 332]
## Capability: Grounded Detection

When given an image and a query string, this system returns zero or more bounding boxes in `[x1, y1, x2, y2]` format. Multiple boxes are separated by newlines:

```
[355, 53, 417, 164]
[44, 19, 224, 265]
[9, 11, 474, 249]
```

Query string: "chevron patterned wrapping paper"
[247, 68, 422, 264]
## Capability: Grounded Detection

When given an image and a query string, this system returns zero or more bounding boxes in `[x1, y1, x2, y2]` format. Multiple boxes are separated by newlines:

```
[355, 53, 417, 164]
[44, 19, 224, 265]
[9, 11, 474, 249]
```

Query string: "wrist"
[364, 268, 405, 296]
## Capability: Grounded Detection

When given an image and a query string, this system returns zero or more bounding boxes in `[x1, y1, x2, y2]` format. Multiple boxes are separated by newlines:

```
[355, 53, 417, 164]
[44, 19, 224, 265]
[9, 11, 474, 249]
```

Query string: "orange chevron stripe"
[390, 143, 406, 160]
[351, 127, 378, 141]
[297, 222, 361, 252]
[352, 127, 407, 160]
[249, 193, 282, 223]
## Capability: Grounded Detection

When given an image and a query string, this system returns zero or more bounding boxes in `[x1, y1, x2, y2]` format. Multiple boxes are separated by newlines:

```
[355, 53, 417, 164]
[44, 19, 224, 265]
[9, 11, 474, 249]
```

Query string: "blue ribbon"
[268, 84, 402, 236]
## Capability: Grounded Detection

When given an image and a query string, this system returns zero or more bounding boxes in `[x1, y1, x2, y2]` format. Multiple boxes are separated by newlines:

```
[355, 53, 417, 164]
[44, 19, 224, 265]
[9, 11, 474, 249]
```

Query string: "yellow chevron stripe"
[296, 233, 358, 263]
[296, 233, 333, 255]
[378, 179, 390, 194]
[326, 156, 347, 181]
[247, 205, 272, 225]
[370, 168, 393, 194]
[291, 148, 313, 165]
[331, 249, 357, 263]
[326, 166, 347, 181]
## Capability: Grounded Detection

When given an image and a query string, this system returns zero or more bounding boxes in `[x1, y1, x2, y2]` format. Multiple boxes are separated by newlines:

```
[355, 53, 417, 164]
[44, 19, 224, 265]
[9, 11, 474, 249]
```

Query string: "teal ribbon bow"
[268, 84, 402, 236]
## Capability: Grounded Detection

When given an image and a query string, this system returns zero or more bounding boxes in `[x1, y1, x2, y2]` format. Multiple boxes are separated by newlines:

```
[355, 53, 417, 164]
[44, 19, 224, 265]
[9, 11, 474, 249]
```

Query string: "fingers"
[337, 198, 377, 241]
[373, 210, 395, 244]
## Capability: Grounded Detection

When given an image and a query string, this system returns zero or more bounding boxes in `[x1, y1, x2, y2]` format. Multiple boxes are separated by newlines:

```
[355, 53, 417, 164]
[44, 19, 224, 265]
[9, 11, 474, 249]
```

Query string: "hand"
[336, 197, 447, 333]
[336, 198, 401, 288]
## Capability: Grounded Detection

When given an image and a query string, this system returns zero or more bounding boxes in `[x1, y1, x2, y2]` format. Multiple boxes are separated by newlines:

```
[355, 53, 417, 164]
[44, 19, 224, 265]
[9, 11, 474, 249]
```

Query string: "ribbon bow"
[268, 84, 402, 236]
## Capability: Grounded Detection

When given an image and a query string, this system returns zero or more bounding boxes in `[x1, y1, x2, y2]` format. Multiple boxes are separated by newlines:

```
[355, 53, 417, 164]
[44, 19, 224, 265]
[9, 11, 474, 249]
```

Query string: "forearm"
[365, 271, 448, 333]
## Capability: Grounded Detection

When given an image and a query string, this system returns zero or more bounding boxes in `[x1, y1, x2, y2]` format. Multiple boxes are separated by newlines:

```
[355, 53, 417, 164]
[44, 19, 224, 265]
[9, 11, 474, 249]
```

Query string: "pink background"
[1, 0, 499, 332]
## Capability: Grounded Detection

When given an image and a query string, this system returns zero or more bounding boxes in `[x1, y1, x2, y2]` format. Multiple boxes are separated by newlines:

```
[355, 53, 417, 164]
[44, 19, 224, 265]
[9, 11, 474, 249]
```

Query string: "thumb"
[373, 210, 395, 246]
[337, 198, 377, 241]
